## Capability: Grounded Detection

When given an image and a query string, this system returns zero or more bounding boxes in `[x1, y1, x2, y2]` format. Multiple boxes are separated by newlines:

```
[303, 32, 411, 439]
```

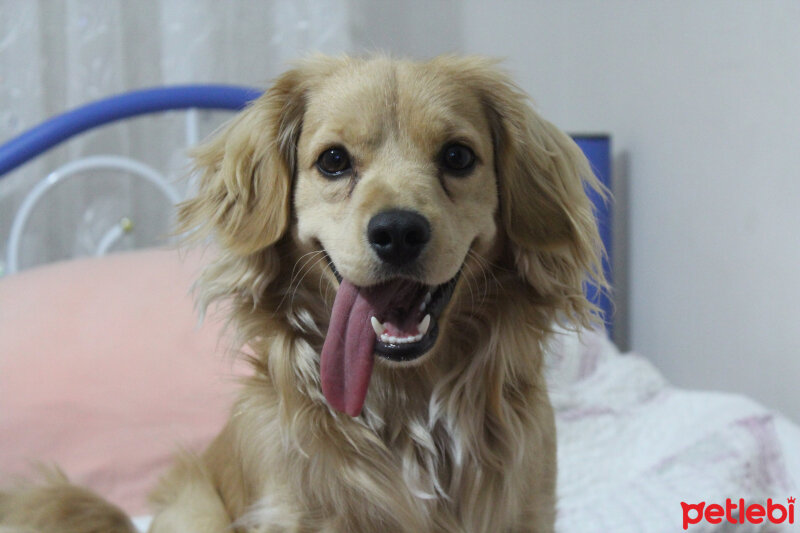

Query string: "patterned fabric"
[547, 328, 800, 532]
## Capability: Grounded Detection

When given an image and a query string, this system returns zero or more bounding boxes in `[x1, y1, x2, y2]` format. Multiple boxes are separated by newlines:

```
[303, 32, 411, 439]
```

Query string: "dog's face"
[294, 61, 499, 288]
[293, 59, 499, 367]
[180, 56, 604, 417]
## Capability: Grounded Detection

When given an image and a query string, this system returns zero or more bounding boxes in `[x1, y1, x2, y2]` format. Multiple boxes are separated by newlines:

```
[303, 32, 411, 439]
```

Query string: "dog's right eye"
[316, 148, 352, 178]
[439, 143, 476, 176]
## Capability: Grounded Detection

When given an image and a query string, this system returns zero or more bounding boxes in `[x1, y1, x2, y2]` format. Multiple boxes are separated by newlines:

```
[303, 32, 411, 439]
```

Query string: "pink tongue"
[320, 279, 422, 416]
[320, 279, 379, 417]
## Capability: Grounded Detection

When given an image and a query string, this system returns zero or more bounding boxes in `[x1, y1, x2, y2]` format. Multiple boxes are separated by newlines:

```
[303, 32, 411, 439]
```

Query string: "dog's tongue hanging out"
[320, 280, 376, 416]
[320, 278, 426, 416]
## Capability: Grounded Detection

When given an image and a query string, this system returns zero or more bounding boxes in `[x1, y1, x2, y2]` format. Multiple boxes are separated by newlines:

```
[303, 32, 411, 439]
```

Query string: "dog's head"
[180, 55, 605, 417]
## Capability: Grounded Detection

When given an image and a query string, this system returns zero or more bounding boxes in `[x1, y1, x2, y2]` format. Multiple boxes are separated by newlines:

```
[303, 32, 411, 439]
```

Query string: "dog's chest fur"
[227, 302, 555, 533]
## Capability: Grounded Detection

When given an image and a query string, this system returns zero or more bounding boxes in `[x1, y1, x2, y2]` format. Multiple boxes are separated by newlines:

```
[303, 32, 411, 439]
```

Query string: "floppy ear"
[178, 69, 305, 255]
[455, 59, 608, 326]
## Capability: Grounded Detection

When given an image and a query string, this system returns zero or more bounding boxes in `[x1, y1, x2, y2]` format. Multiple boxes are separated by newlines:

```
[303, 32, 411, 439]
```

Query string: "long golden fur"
[1, 55, 605, 533]
[0, 466, 135, 533]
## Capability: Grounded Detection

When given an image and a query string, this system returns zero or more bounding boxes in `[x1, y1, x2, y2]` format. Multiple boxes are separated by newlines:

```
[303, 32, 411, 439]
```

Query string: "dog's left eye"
[316, 147, 352, 178]
[440, 143, 476, 175]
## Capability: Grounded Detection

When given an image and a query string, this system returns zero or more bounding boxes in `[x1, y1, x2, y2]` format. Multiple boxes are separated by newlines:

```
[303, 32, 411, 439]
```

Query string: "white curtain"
[0, 0, 351, 272]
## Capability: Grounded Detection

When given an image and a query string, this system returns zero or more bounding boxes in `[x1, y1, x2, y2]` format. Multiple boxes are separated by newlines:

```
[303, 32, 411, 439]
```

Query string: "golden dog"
[1, 55, 605, 533]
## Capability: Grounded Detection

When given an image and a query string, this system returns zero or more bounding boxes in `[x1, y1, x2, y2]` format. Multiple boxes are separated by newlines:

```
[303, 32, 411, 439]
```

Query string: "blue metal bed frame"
[0, 85, 612, 332]
[0, 86, 262, 177]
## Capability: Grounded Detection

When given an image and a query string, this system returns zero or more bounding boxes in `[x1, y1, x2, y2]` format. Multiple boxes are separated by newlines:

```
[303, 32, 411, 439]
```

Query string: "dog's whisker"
[278, 250, 325, 310]
[461, 260, 480, 311]
[474, 253, 514, 277]
[471, 251, 498, 287]
[289, 250, 325, 289]
[289, 254, 329, 310]
[467, 262, 486, 311]
[319, 258, 338, 315]
[467, 250, 495, 308]
[281, 255, 322, 314]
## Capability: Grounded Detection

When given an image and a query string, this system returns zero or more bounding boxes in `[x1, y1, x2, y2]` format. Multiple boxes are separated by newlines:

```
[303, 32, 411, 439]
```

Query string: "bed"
[1, 87, 798, 532]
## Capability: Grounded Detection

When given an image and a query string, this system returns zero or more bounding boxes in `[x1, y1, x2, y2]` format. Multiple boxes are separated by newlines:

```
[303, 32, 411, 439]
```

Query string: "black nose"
[367, 209, 431, 266]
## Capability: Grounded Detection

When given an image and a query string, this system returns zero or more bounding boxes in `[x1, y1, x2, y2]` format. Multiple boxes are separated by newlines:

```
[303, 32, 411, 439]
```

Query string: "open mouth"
[370, 275, 458, 362]
[328, 263, 459, 362]
[321, 258, 461, 416]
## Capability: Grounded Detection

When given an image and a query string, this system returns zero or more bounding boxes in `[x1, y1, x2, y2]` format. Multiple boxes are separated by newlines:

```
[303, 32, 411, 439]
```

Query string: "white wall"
[352, 1, 800, 422]
[458, 0, 800, 422]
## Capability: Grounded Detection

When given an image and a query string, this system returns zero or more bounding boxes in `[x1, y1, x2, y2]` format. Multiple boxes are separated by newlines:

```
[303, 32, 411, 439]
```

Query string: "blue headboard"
[0, 87, 612, 331]
[572, 135, 613, 334]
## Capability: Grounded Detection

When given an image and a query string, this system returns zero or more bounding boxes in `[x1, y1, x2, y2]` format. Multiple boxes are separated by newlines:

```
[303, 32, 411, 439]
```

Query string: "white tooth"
[418, 314, 431, 336]
[371, 316, 385, 337]
[380, 333, 390, 343]
[420, 292, 433, 312]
